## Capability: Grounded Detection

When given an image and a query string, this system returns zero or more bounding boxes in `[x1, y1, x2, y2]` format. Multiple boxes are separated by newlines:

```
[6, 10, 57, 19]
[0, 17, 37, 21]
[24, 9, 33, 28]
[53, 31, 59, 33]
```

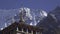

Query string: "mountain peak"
[50, 6, 60, 14]
[54, 6, 60, 11]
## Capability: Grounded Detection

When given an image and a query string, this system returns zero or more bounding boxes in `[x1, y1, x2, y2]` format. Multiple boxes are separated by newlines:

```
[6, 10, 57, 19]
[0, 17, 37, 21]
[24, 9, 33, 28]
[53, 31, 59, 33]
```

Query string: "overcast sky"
[0, 0, 60, 11]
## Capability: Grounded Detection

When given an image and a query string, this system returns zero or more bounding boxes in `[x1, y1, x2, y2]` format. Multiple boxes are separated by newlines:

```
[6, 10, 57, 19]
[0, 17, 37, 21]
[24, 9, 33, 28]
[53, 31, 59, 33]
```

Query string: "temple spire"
[19, 8, 25, 22]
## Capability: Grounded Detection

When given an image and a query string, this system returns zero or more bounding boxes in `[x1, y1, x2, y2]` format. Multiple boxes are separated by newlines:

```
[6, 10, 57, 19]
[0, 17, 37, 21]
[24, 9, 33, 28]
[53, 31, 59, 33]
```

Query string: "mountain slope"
[37, 6, 60, 34]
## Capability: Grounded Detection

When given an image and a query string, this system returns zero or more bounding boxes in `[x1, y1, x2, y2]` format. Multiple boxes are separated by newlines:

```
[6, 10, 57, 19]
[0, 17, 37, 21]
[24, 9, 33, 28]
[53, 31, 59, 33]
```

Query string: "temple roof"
[0, 22, 43, 33]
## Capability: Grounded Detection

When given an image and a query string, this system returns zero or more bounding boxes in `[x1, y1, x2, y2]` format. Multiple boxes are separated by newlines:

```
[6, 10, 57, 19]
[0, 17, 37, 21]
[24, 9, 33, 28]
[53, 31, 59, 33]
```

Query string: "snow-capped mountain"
[17, 7, 48, 26]
[0, 7, 48, 30]
[0, 9, 19, 30]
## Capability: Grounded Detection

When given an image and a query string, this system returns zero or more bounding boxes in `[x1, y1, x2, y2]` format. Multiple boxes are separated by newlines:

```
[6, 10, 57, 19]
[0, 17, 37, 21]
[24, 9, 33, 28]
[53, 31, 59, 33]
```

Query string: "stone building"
[0, 21, 43, 34]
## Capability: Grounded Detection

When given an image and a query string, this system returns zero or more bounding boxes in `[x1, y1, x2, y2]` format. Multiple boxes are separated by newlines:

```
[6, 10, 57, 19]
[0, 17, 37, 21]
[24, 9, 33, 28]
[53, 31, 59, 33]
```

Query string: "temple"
[0, 21, 43, 34]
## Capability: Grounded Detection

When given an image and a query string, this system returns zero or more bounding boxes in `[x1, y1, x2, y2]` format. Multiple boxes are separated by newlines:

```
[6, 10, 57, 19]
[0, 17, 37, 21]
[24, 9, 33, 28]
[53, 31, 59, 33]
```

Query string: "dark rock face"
[37, 6, 60, 34]
[50, 6, 60, 23]
[37, 14, 57, 34]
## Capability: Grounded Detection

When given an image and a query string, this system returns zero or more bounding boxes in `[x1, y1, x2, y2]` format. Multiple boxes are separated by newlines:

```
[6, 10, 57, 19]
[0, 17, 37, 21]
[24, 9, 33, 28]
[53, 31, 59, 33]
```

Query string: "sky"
[0, 0, 60, 11]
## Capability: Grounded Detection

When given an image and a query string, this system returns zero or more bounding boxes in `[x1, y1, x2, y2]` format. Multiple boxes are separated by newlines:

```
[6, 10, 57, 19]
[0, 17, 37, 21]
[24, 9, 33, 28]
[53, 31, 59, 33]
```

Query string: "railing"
[16, 27, 42, 34]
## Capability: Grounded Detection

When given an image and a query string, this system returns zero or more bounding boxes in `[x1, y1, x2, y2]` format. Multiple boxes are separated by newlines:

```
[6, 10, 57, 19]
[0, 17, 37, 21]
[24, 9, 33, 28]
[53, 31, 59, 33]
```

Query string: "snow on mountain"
[18, 7, 48, 26]
[0, 9, 19, 29]
[0, 7, 48, 30]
